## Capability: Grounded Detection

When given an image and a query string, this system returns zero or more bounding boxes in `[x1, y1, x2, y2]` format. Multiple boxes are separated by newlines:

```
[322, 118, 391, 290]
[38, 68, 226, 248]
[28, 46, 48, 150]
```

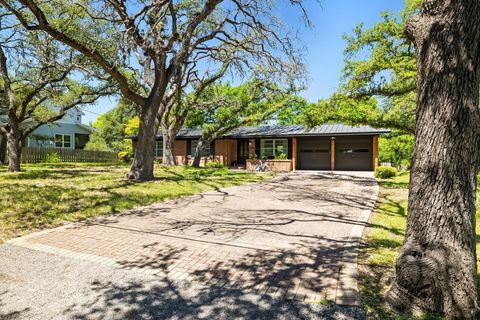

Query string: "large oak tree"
[386, 0, 480, 318]
[2, 0, 307, 180]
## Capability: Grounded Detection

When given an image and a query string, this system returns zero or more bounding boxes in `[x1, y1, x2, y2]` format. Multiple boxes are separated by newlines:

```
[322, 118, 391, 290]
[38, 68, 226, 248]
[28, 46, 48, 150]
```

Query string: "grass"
[0, 163, 271, 244]
[359, 171, 480, 319]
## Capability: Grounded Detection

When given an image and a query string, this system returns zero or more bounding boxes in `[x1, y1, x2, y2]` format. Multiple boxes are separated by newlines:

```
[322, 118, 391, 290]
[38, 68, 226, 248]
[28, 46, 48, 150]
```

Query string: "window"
[55, 134, 72, 148]
[238, 140, 249, 158]
[260, 139, 288, 159]
[191, 140, 210, 156]
[155, 141, 163, 157]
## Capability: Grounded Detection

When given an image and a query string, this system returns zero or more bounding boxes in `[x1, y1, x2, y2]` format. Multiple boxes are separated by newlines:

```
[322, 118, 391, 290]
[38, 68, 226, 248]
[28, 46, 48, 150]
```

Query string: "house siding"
[173, 140, 187, 165]
[28, 123, 93, 149]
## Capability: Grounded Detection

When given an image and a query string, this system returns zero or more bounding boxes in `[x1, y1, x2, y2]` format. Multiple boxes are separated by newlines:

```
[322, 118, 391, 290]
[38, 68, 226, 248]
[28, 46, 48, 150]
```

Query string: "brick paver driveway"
[1, 171, 378, 319]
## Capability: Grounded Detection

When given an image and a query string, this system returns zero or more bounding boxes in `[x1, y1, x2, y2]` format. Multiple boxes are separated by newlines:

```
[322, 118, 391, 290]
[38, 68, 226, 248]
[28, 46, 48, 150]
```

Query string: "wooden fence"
[21, 147, 118, 164]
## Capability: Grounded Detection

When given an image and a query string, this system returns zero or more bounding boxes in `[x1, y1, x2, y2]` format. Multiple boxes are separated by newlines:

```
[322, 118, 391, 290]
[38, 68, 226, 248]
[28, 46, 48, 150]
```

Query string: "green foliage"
[87, 99, 138, 162]
[271, 97, 312, 125]
[185, 81, 299, 155]
[92, 99, 138, 152]
[304, 2, 421, 134]
[375, 166, 398, 179]
[43, 152, 60, 163]
[248, 153, 258, 160]
[205, 161, 225, 169]
[124, 116, 140, 135]
[305, 96, 381, 128]
[118, 151, 132, 163]
[84, 132, 112, 152]
[379, 132, 414, 167]
[274, 153, 288, 160]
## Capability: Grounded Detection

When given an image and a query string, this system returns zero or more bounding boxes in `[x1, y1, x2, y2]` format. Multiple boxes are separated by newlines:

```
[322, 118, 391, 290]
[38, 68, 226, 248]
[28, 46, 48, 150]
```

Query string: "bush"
[44, 152, 60, 163]
[375, 166, 398, 179]
[84, 133, 112, 152]
[205, 161, 225, 169]
[118, 151, 132, 163]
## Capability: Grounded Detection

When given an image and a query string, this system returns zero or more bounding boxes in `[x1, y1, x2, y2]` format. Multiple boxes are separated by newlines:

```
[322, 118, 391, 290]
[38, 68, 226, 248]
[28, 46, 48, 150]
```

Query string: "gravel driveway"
[0, 171, 378, 320]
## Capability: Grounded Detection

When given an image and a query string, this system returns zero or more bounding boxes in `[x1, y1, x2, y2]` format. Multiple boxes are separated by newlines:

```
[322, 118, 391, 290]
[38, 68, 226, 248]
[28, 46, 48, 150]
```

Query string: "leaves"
[303, 2, 420, 135]
[185, 80, 297, 140]
[124, 116, 139, 136]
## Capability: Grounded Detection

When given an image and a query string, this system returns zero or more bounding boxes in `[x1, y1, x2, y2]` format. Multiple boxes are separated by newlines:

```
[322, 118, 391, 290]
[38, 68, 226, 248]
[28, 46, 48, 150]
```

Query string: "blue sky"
[83, 0, 405, 124]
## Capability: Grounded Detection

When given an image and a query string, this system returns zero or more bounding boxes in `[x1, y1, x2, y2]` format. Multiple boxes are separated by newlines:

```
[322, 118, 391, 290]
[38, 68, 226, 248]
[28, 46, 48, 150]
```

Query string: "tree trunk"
[387, 1, 480, 318]
[162, 129, 176, 166]
[127, 103, 160, 181]
[7, 127, 23, 172]
[0, 132, 6, 165]
[192, 140, 206, 168]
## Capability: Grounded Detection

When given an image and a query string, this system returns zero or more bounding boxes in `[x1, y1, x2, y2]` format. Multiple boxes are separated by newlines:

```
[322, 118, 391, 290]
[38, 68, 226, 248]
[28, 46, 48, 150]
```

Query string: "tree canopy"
[0, 10, 112, 171]
[302, 1, 420, 134]
[1, 0, 309, 179]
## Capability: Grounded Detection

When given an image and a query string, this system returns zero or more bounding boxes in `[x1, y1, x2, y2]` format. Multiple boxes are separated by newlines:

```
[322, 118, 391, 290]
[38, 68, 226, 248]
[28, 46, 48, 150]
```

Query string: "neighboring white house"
[25, 108, 94, 149]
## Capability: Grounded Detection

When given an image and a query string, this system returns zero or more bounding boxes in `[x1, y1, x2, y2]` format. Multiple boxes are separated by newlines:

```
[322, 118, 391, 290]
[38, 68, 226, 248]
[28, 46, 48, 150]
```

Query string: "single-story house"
[25, 108, 94, 149]
[133, 124, 391, 172]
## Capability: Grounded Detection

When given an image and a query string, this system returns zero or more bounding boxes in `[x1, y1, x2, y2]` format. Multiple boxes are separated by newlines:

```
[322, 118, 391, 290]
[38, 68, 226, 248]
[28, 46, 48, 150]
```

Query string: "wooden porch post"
[330, 137, 335, 171]
[373, 135, 379, 171]
[292, 137, 297, 171]
[248, 139, 255, 156]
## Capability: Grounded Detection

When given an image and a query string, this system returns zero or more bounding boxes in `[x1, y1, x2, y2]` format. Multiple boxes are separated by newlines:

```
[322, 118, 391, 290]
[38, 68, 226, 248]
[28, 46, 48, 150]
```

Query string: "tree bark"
[192, 139, 207, 168]
[0, 132, 6, 165]
[162, 129, 176, 166]
[127, 102, 160, 181]
[7, 126, 23, 172]
[387, 1, 480, 318]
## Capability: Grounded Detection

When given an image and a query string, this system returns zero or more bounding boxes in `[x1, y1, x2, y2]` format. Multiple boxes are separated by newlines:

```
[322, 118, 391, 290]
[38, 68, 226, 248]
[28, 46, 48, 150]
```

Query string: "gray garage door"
[298, 138, 330, 170]
[335, 136, 373, 171]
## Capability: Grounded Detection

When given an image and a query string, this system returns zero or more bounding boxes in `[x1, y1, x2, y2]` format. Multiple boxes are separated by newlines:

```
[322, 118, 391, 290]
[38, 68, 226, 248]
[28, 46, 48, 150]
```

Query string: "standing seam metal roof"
[153, 124, 391, 139]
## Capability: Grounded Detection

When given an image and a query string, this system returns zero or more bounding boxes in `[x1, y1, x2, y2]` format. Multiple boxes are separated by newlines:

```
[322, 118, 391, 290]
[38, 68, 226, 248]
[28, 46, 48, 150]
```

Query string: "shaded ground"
[1, 171, 378, 319]
[0, 245, 365, 320]
[0, 164, 268, 243]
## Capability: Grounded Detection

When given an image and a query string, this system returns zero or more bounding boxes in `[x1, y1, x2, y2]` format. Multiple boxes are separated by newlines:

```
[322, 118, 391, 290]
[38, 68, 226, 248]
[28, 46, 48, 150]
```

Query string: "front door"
[237, 139, 249, 164]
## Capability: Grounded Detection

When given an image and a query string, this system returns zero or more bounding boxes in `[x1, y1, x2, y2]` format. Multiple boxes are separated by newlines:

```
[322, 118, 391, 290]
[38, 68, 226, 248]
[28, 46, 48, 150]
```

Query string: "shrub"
[118, 151, 132, 163]
[44, 152, 60, 163]
[274, 153, 288, 160]
[205, 161, 225, 169]
[375, 166, 398, 179]
[248, 153, 258, 160]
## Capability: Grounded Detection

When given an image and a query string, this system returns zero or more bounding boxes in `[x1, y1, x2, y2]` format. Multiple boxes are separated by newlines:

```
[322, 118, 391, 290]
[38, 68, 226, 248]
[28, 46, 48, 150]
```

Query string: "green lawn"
[360, 172, 480, 319]
[0, 163, 271, 243]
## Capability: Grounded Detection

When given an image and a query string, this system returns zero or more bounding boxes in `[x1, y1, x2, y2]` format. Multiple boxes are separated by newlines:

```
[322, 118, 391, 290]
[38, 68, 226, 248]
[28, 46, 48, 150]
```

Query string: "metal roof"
[153, 124, 391, 139]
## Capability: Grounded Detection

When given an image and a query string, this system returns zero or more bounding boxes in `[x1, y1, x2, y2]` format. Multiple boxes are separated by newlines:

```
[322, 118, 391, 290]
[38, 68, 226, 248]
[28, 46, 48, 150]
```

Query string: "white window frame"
[155, 141, 163, 158]
[54, 134, 72, 149]
[191, 140, 210, 156]
[260, 139, 288, 159]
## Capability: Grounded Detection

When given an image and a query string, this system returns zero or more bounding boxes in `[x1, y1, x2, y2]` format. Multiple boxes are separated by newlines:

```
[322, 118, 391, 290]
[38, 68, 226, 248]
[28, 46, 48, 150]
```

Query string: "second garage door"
[298, 138, 330, 170]
[335, 136, 373, 171]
